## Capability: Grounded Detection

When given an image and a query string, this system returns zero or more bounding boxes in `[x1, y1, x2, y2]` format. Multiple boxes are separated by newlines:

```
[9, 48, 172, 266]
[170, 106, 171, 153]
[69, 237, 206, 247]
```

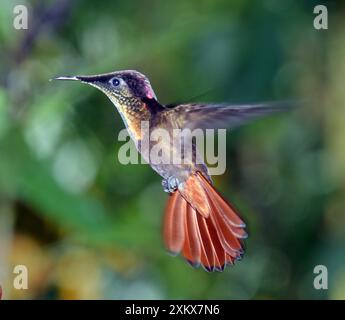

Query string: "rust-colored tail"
[163, 172, 247, 271]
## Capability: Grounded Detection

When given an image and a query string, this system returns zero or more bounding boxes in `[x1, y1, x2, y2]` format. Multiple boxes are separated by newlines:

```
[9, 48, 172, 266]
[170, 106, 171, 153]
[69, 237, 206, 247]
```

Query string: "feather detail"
[164, 101, 293, 131]
[163, 171, 246, 271]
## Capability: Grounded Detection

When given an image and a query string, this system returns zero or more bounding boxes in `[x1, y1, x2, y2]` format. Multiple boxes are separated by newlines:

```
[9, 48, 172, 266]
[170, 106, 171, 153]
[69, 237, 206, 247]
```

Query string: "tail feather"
[210, 201, 244, 256]
[181, 201, 194, 265]
[163, 191, 185, 255]
[163, 172, 246, 271]
[202, 213, 226, 271]
[185, 205, 202, 266]
[199, 175, 246, 228]
[197, 213, 217, 271]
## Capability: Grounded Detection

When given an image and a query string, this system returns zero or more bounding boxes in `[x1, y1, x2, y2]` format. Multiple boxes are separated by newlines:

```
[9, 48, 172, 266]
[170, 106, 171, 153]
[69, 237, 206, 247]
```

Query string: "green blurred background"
[0, 0, 344, 299]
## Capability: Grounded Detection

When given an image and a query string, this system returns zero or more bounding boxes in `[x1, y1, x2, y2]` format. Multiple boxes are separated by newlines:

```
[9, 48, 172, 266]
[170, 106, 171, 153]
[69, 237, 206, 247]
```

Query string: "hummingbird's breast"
[112, 97, 210, 183]
[139, 114, 210, 183]
[112, 97, 150, 141]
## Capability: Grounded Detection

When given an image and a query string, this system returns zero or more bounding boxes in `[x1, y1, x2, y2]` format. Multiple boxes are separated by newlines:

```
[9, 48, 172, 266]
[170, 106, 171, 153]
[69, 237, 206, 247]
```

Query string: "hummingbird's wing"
[169, 101, 292, 130]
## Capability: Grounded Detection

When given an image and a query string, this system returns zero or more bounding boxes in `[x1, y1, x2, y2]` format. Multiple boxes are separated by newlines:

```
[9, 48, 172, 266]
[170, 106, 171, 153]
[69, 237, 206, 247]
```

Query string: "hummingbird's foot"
[162, 176, 180, 193]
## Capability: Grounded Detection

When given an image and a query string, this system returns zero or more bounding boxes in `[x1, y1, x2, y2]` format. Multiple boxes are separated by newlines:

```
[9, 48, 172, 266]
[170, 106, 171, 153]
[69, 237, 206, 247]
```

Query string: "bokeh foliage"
[0, 0, 344, 299]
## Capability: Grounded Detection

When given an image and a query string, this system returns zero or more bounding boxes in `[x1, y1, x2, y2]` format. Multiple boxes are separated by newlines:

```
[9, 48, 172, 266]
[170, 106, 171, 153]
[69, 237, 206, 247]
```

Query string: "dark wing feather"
[167, 101, 292, 130]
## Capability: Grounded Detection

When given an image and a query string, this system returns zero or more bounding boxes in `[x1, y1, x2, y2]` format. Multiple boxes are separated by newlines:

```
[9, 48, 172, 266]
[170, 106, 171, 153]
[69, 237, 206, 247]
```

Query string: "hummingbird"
[54, 70, 287, 272]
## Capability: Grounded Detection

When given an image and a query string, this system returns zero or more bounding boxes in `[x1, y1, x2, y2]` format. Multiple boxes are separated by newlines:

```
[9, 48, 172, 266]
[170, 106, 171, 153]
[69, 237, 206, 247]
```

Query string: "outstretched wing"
[167, 101, 292, 130]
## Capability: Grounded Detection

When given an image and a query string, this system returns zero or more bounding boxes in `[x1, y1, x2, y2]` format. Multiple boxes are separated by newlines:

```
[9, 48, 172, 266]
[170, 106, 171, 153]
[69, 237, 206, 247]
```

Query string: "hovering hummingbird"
[54, 70, 287, 272]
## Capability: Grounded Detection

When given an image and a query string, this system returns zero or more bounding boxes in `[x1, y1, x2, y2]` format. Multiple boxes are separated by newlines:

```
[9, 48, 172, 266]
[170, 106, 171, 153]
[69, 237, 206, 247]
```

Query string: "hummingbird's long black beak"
[50, 76, 93, 82]
[52, 74, 112, 83]
[51, 76, 80, 82]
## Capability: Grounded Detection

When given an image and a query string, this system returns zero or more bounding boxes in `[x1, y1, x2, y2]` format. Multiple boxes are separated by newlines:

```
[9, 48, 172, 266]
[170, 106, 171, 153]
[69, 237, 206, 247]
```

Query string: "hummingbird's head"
[53, 70, 157, 109]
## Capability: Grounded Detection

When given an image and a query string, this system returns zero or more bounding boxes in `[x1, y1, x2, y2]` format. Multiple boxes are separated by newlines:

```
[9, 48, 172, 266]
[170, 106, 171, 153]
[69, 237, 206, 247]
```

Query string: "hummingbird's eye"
[110, 77, 120, 87]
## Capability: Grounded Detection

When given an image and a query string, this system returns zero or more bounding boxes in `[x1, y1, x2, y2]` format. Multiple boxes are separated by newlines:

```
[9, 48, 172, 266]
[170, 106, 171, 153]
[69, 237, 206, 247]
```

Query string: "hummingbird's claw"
[162, 176, 180, 193]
